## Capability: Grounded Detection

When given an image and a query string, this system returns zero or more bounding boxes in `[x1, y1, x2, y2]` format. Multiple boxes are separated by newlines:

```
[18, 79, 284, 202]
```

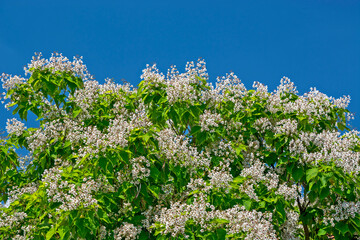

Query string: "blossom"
[6, 118, 26, 136]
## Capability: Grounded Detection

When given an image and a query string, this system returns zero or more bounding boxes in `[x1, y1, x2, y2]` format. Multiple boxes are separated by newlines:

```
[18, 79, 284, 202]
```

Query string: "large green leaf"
[306, 168, 319, 182]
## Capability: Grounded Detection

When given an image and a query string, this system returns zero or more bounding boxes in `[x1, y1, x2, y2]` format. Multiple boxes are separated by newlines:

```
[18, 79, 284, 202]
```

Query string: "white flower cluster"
[252, 81, 269, 99]
[69, 78, 135, 120]
[141, 59, 208, 103]
[0, 211, 27, 229]
[70, 80, 101, 119]
[211, 72, 247, 104]
[276, 77, 298, 95]
[288, 138, 306, 155]
[266, 82, 346, 124]
[154, 192, 277, 240]
[113, 222, 142, 240]
[155, 127, 211, 172]
[275, 183, 301, 201]
[254, 117, 273, 133]
[224, 118, 243, 136]
[130, 156, 151, 184]
[140, 64, 166, 86]
[17, 154, 33, 171]
[221, 205, 277, 240]
[186, 177, 212, 194]
[205, 140, 236, 161]
[199, 109, 224, 133]
[116, 156, 151, 185]
[98, 225, 108, 240]
[141, 205, 162, 231]
[330, 95, 351, 109]
[141, 59, 209, 104]
[208, 163, 233, 190]
[273, 119, 298, 136]
[6, 118, 26, 137]
[0, 73, 26, 90]
[24, 52, 92, 80]
[26, 128, 48, 154]
[300, 130, 360, 173]
[72, 108, 150, 159]
[26, 118, 71, 154]
[279, 210, 301, 239]
[240, 159, 279, 192]
[323, 200, 360, 227]
[166, 60, 208, 104]
[7, 182, 39, 203]
[41, 166, 99, 212]
[20, 224, 35, 240]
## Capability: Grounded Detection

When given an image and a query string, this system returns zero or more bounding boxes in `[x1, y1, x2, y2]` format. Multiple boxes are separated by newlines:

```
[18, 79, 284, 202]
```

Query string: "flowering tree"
[1, 53, 360, 240]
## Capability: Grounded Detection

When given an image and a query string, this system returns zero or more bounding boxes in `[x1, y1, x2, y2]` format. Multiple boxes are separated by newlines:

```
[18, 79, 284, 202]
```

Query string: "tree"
[0, 53, 360, 240]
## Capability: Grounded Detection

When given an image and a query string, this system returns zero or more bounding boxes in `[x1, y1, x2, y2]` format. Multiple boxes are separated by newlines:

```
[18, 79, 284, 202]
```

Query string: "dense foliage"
[1, 53, 360, 239]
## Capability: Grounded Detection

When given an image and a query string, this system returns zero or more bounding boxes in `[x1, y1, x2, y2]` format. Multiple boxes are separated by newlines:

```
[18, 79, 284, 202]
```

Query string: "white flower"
[6, 118, 26, 136]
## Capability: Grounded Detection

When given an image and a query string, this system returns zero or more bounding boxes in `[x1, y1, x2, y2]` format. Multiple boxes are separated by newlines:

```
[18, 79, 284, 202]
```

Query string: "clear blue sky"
[1, 0, 359, 133]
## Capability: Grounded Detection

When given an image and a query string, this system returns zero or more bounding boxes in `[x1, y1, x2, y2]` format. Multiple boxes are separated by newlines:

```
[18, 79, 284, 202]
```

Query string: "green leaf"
[138, 231, 150, 240]
[216, 228, 227, 239]
[318, 229, 327, 236]
[337, 122, 346, 131]
[73, 108, 82, 118]
[98, 157, 107, 171]
[148, 185, 160, 199]
[150, 166, 160, 180]
[336, 221, 350, 234]
[319, 187, 330, 200]
[243, 200, 252, 210]
[292, 167, 304, 181]
[45, 81, 57, 93]
[46, 227, 56, 240]
[212, 218, 229, 224]
[234, 143, 247, 156]
[190, 126, 202, 135]
[320, 175, 328, 188]
[120, 150, 130, 164]
[98, 208, 110, 224]
[75, 218, 88, 237]
[306, 168, 319, 182]
[233, 176, 244, 184]
[142, 133, 151, 143]
[57, 226, 68, 239]
[308, 191, 317, 203]
[276, 202, 286, 219]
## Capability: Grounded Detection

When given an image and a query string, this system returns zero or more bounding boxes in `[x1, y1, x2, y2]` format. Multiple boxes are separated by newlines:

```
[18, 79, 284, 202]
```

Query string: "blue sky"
[0, 0, 359, 133]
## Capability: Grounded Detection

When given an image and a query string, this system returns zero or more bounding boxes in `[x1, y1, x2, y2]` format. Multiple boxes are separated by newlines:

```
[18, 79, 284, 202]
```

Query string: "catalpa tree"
[0, 53, 360, 240]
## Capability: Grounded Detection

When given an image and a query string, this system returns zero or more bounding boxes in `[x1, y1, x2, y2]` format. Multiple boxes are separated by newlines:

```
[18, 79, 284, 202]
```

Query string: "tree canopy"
[1, 53, 360, 239]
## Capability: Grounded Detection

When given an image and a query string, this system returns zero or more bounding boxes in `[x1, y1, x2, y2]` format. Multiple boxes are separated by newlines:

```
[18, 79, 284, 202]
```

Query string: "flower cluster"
[0, 211, 27, 229]
[24, 52, 92, 80]
[7, 182, 39, 203]
[299, 130, 360, 173]
[153, 192, 277, 240]
[41, 166, 99, 212]
[116, 156, 151, 185]
[273, 119, 298, 136]
[155, 126, 211, 172]
[0, 74, 26, 91]
[208, 163, 233, 190]
[113, 222, 142, 240]
[5, 118, 26, 137]
[323, 200, 360, 227]
[199, 109, 224, 133]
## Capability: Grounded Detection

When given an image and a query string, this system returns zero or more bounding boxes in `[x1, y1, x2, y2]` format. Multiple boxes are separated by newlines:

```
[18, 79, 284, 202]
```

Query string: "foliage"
[0, 53, 360, 239]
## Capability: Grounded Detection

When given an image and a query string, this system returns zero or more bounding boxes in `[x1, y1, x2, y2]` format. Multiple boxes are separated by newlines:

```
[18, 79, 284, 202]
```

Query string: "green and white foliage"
[0, 53, 360, 239]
